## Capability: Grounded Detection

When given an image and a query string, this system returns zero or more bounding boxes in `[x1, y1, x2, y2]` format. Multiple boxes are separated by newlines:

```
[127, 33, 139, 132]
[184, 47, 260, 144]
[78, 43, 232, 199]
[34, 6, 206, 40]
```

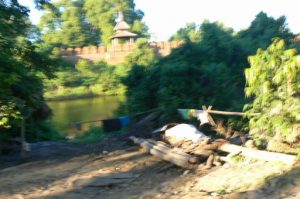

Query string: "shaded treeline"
[123, 12, 295, 117]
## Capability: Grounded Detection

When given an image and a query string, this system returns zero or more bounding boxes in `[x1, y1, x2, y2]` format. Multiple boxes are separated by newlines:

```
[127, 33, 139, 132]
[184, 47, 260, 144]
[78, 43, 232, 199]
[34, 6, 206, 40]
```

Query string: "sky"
[19, 0, 300, 41]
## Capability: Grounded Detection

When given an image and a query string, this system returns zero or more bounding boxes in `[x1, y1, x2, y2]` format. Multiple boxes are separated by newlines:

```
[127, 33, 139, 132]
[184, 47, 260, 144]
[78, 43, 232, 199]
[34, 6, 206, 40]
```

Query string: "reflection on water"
[47, 96, 125, 136]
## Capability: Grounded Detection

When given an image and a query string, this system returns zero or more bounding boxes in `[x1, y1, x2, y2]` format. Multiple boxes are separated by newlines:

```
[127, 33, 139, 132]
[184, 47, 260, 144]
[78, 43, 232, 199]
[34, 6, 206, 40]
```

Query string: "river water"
[47, 96, 125, 136]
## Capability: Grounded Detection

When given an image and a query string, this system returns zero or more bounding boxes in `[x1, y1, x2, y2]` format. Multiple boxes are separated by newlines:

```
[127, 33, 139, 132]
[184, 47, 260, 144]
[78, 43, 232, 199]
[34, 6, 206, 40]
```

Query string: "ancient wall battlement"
[61, 41, 183, 64]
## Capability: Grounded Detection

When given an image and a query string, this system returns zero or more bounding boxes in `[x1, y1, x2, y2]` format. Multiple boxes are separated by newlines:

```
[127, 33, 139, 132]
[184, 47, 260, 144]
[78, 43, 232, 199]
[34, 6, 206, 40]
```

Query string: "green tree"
[84, 0, 147, 44]
[39, 0, 147, 47]
[238, 12, 294, 53]
[0, 0, 58, 140]
[169, 22, 200, 42]
[123, 22, 246, 121]
[244, 38, 300, 146]
[38, 0, 98, 48]
[122, 39, 157, 112]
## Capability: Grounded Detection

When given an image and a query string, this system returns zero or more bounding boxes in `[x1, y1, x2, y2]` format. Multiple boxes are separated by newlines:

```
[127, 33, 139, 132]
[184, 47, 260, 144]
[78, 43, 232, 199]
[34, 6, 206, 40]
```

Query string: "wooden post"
[202, 105, 216, 126]
[0, 138, 2, 160]
[21, 117, 27, 159]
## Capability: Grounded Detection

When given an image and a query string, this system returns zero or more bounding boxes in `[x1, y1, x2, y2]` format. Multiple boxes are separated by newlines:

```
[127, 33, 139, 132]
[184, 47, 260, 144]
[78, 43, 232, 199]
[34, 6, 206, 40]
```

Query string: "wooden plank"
[218, 143, 297, 165]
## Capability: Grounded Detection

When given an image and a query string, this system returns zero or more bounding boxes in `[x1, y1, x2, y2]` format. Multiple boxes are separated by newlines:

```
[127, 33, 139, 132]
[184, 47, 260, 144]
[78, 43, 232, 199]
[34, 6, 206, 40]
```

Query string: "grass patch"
[73, 126, 123, 143]
[215, 188, 227, 195]
[231, 155, 246, 163]
[27, 120, 66, 142]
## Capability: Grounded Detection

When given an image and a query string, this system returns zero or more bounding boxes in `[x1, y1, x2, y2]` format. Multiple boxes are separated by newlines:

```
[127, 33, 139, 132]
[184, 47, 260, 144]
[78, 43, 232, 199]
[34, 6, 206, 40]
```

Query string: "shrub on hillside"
[244, 38, 300, 147]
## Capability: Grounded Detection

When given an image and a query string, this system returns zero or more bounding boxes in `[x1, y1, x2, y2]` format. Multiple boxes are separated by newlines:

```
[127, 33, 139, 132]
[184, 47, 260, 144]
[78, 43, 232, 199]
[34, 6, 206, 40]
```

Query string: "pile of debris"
[129, 106, 297, 169]
[130, 130, 296, 170]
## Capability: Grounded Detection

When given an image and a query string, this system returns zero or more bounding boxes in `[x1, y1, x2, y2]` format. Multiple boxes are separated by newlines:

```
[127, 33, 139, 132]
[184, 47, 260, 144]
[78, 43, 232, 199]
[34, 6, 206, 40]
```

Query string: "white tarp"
[164, 123, 208, 143]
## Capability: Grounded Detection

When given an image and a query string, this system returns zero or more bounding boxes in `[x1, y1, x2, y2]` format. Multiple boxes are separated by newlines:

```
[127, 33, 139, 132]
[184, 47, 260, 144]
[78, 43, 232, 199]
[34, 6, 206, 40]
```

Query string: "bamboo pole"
[206, 110, 259, 116]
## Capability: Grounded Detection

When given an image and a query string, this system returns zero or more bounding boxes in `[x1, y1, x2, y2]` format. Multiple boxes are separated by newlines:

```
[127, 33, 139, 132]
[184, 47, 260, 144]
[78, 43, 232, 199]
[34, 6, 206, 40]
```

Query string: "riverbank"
[44, 85, 126, 101]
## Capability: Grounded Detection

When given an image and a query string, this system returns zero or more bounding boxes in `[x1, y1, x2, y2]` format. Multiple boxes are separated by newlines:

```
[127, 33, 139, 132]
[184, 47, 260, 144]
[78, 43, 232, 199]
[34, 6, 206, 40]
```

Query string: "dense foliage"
[238, 12, 294, 54]
[0, 0, 60, 141]
[38, 0, 98, 48]
[244, 38, 300, 144]
[122, 39, 158, 112]
[124, 22, 246, 121]
[123, 12, 297, 127]
[169, 23, 200, 42]
[38, 0, 147, 47]
[44, 60, 128, 100]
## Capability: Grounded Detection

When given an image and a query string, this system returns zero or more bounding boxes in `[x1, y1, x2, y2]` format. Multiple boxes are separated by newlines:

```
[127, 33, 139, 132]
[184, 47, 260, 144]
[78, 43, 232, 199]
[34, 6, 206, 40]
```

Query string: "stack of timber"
[129, 136, 297, 169]
[129, 136, 195, 168]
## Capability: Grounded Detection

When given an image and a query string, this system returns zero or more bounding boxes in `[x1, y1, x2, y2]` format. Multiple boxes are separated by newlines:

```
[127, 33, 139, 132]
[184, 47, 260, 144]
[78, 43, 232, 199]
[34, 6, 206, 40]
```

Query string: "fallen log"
[167, 139, 226, 157]
[147, 139, 191, 157]
[140, 139, 192, 160]
[147, 139, 200, 163]
[130, 136, 195, 168]
[218, 143, 297, 165]
[148, 147, 192, 168]
[130, 136, 191, 161]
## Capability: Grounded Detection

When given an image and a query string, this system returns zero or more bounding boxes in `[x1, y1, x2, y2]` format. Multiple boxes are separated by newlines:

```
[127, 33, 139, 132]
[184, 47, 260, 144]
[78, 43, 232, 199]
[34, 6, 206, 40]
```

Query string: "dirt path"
[0, 138, 300, 199]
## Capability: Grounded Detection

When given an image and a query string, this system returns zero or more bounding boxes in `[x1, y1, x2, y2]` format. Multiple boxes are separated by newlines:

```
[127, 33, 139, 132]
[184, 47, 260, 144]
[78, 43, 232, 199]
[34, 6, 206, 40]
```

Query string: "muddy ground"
[0, 136, 300, 199]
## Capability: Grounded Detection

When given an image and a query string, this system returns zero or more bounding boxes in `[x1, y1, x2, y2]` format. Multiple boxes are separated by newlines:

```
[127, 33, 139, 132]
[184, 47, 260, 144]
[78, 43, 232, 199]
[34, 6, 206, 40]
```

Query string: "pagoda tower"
[110, 11, 137, 45]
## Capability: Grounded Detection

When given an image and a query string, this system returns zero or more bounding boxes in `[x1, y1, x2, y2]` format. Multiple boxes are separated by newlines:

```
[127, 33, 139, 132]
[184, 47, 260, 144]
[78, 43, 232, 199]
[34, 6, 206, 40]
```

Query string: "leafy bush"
[1, 1, 60, 141]
[244, 38, 300, 144]
[25, 120, 65, 142]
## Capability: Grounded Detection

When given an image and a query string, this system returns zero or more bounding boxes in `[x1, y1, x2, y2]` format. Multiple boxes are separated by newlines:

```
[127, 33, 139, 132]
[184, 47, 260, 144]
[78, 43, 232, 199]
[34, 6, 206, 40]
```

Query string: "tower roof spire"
[113, 10, 130, 31]
[110, 10, 137, 41]
[118, 10, 124, 22]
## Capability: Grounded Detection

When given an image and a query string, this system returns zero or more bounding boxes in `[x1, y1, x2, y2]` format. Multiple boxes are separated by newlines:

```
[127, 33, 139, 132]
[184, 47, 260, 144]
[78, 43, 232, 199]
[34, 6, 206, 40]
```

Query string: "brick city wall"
[61, 41, 183, 64]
